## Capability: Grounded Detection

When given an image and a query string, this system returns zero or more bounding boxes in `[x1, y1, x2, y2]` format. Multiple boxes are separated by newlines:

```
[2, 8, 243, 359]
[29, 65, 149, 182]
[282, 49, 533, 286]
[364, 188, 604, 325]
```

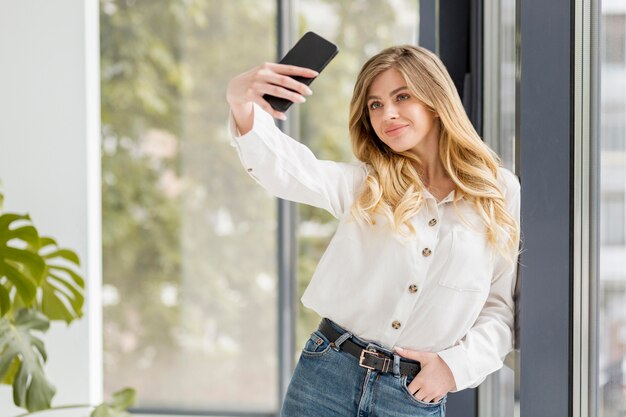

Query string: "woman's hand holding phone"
[226, 63, 318, 134]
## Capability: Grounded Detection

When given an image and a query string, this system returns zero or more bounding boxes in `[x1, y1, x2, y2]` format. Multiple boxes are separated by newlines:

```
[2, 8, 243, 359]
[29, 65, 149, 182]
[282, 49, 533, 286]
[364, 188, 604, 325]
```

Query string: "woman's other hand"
[393, 347, 456, 404]
[226, 63, 317, 134]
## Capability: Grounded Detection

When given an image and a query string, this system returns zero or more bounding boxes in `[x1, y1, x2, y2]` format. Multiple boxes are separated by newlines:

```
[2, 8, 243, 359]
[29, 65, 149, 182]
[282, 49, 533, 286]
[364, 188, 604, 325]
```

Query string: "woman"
[226, 45, 521, 417]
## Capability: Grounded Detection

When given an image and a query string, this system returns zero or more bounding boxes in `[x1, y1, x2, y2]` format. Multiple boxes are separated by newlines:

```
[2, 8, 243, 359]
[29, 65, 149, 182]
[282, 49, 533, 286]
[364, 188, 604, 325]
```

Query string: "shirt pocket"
[436, 228, 492, 292]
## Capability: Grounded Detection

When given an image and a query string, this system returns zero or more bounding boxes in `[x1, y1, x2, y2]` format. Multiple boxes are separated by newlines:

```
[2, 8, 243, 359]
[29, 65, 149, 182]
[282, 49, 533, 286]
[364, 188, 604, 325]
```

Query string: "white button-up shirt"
[228, 103, 520, 392]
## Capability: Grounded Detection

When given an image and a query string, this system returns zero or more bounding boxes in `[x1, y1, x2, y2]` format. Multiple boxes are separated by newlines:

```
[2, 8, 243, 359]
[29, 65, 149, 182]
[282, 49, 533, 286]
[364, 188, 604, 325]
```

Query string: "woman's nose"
[383, 104, 399, 119]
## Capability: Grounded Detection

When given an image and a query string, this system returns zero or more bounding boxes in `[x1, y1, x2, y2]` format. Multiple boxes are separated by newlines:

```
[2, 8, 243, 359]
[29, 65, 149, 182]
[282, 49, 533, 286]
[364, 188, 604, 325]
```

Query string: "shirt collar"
[422, 188, 463, 205]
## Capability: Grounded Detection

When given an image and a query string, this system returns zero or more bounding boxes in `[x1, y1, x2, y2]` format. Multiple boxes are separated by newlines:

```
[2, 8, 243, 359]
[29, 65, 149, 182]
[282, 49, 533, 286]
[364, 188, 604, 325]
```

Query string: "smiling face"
[366, 68, 440, 157]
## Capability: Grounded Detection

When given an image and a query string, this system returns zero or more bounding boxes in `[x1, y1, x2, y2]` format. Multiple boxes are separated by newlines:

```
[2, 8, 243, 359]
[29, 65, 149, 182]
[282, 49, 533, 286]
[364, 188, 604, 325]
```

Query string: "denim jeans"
[280, 319, 447, 417]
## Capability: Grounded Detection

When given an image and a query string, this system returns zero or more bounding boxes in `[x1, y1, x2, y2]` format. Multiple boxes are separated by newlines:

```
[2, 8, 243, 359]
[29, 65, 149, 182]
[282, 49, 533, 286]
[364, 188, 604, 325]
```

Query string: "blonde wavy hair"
[348, 45, 520, 265]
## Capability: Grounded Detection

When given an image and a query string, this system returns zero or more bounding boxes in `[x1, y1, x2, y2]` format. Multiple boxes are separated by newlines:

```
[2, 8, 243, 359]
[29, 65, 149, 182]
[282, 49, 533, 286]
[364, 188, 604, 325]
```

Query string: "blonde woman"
[226, 45, 521, 417]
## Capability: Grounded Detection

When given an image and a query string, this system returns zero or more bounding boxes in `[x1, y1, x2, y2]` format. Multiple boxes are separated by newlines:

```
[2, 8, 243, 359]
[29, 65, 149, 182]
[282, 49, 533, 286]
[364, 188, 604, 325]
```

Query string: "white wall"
[0, 0, 101, 415]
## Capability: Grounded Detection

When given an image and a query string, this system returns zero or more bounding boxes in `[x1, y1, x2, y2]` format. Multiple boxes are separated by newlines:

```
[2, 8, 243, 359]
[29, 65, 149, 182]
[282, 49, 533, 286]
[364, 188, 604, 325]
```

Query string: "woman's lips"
[385, 124, 409, 137]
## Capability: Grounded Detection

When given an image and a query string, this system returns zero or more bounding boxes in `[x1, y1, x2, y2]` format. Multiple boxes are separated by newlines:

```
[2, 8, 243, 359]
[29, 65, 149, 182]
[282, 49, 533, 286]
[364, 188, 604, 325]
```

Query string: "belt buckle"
[359, 348, 390, 372]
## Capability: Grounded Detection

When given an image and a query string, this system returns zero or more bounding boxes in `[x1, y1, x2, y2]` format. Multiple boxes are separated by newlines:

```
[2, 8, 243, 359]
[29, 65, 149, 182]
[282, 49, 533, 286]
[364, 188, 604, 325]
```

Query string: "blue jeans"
[280, 319, 447, 417]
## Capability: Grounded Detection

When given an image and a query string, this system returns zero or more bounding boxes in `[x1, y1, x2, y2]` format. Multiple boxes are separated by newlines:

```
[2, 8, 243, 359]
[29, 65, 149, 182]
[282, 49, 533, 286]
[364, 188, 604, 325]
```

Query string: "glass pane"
[599, 2, 626, 416]
[496, 0, 517, 171]
[480, 0, 518, 415]
[100, 0, 278, 412]
[291, 0, 420, 352]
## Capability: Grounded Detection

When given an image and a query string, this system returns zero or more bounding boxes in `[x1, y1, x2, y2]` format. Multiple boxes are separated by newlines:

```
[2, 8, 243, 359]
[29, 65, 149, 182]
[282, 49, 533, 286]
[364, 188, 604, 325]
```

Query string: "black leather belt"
[318, 319, 421, 377]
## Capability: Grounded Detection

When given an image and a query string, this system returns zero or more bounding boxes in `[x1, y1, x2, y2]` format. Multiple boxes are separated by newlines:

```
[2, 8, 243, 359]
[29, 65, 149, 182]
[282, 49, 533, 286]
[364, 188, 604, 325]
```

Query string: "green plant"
[0, 185, 135, 416]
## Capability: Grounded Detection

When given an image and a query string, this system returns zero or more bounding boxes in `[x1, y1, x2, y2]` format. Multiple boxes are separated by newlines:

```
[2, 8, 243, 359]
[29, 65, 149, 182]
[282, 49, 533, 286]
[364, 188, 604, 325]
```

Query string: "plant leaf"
[10, 291, 27, 314]
[90, 387, 136, 417]
[0, 214, 31, 241]
[110, 387, 136, 410]
[48, 273, 84, 311]
[0, 351, 20, 385]
[4, 247, 46, 286]
[3, 225, 39, 246]
[47, 265, 85, 289]
[42, 249, 80, 265]
[40, 282, 74, 323]
[0, 213, 44, 307]
[0, 309, 56, 411]
[0, 284, 10, 316]
[91, 404, 113, 417]
[34, 238, 85, 324]
[37, 237, 57, 249]
[92, 404, 133, 417]
[1, 262, 37, 305]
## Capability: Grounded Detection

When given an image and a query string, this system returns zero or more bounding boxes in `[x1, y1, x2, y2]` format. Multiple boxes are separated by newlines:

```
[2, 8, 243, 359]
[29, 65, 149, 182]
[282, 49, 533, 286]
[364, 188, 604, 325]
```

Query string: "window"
[601, 192, 626, 246]
[101, 1, 279, 413]
[599, 4, 626, 416]
[481, 0, 518, 415]
[601, 107, 626, 151]
[602, 14, 626, 65]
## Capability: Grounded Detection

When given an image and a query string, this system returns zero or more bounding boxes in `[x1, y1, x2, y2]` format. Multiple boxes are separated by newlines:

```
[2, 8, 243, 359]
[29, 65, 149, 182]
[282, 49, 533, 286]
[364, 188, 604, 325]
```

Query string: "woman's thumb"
[394, 346, 424, 362]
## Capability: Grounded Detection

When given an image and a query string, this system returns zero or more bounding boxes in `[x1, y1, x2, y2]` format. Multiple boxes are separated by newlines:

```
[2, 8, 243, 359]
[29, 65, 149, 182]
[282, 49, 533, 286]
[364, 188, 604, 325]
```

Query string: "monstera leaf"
[0, 187, 89, 414]
[0, 214, 45, 315]
[0, 214, 83, 322]
[0, 189, 134, 416]
[0, 308, 56, 412]
[36, 237, 84, 324]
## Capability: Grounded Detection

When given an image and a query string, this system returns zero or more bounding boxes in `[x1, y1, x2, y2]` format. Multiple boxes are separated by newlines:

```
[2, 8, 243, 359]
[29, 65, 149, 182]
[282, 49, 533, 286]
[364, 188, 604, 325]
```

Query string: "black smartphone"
[263, 31, 339, 113]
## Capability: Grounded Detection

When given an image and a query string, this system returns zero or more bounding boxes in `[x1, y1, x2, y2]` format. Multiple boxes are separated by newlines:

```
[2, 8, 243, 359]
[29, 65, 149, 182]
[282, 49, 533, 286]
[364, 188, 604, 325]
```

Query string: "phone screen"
[264, 31, 339, 112]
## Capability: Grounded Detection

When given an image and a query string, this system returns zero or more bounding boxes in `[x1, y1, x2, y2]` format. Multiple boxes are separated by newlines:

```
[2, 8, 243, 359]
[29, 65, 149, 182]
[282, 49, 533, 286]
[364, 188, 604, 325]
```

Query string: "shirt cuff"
[436, 345, 478, 393]
[226, 102, 283, 185]
[227, 102, 276, 146]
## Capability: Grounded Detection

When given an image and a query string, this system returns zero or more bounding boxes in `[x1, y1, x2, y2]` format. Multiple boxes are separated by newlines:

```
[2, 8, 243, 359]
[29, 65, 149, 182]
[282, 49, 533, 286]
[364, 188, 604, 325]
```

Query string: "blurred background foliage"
[100, 0, 417, 411]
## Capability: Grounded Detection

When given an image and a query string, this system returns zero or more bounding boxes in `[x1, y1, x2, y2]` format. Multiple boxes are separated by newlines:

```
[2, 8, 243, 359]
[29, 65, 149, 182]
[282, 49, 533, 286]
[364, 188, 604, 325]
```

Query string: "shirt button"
[422, 248, 432, 257]
[247, 168, 253, 172]
[392, 320, 402, 329]
[408, 284, 418, 293]
[428, 218, 437, 227]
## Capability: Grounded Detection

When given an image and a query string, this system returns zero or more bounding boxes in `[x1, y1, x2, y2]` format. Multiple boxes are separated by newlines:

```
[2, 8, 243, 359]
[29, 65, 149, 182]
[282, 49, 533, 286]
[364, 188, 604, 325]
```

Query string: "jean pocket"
[301, 330, 333, 357]
[399, 375, 446, 408]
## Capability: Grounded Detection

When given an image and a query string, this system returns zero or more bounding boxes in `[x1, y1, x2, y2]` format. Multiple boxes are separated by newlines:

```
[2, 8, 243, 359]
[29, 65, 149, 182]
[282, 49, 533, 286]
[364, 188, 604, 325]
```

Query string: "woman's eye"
[397, 93, 410, 101]
[369, 102, 382, 110]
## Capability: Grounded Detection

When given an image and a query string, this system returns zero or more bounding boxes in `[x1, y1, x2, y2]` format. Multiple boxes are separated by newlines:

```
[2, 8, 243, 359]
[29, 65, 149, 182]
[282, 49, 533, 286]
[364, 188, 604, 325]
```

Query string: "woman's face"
[366, 68, 440, 157]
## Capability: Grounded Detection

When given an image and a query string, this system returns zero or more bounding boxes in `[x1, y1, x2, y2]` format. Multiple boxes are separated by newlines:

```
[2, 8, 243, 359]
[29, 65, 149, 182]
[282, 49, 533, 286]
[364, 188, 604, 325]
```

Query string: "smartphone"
[263, 31, 339, 113]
